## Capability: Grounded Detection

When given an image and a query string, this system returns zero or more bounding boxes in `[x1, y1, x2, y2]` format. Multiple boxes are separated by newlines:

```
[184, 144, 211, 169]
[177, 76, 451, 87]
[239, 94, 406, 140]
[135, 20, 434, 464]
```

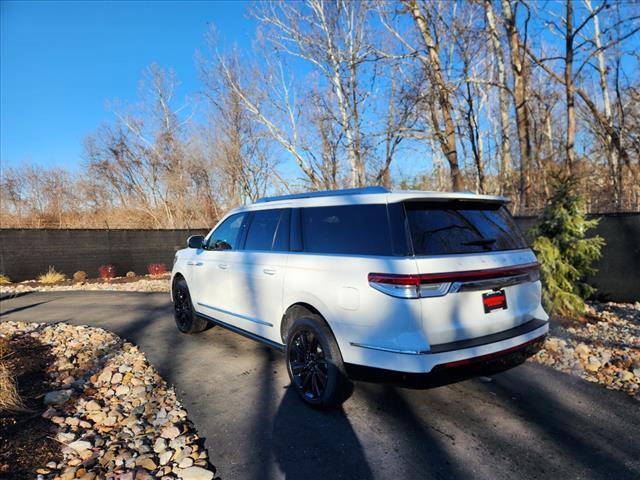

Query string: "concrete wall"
[1, 213, 638, 301]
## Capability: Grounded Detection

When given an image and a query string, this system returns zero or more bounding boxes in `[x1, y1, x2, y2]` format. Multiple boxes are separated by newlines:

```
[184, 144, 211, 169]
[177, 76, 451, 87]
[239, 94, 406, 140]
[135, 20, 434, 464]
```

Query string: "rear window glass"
[404, 201, 527, 255]
[302, 204, 392, 256]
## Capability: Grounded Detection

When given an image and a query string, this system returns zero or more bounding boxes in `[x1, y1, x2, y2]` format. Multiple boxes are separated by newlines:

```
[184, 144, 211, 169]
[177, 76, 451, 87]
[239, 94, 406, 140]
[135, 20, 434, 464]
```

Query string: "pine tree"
[531, 175, 605, 316]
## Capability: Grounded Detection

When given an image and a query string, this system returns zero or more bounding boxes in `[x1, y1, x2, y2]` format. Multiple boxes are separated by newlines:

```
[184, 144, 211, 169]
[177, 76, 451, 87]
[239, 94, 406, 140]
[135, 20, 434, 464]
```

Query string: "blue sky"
[1, 0, 254, 171]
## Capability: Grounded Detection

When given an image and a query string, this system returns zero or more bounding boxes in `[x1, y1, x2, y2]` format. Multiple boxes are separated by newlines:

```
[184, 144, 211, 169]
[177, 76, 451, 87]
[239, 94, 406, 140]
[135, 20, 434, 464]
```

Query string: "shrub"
[531, 175, 605, 316]
[147, 263, 167, 276]
[0, 274, 10, 285]
[73, 271, 88, 283]
[126, 271, 136, 278]
[99, 264, 117, 280]
[37, 266, 66, 284]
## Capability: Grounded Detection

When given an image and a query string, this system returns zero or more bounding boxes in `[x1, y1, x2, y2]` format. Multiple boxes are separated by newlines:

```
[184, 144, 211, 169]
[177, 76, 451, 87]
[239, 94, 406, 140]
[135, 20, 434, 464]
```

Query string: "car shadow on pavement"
[271, 387, 374, 480]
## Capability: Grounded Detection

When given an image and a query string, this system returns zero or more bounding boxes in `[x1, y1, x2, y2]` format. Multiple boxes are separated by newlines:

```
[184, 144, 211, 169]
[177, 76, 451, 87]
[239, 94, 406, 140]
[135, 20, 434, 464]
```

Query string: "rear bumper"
[345, 333, 546, 388]
[341, 318, 548, 375]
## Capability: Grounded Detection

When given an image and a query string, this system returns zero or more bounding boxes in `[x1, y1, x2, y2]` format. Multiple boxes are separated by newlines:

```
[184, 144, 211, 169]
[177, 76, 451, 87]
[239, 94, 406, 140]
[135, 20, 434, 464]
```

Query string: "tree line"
[1, 0, 639, 229]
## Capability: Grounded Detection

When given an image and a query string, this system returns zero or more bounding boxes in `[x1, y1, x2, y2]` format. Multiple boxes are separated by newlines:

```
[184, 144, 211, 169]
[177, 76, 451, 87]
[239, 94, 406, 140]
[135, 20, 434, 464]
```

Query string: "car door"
[232, 208, 290, 342]
[190, 212, 249, 322]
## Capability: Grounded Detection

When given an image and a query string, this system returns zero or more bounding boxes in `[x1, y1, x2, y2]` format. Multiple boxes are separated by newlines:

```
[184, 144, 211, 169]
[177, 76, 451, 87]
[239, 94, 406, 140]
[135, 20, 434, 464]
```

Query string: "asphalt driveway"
[1, 291, 639, 479]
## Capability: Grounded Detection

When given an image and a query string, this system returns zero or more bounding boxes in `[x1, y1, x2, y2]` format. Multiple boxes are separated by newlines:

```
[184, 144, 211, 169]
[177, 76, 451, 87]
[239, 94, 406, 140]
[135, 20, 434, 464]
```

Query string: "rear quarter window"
[301, 204, 392, 256]
[404, 201, 528, 255]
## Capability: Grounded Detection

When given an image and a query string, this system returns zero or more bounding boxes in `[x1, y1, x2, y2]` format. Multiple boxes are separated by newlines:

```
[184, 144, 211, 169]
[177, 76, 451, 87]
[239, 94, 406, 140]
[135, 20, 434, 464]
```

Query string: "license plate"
[482, 290, 507, 313]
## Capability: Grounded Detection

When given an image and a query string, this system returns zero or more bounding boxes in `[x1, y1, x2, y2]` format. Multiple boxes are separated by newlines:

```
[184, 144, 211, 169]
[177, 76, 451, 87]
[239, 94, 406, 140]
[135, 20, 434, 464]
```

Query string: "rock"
[134, 470, 154, 480]
[42, 407, 59, 419]
[111, 372, 123, 384]
[44, 389, 73, 405]
[575, 343, 591, 357]
[116, 385, 130, 396]
[36, 468, 51, 474]
[161, 425, 180, 439]
[68, 440, 92, 453]
[101, 416, 117, 427]
[178, 457, 194, 469]
[85, 400, 101, 411]
[175, 466, 214, 480]
[97, 369, 112, 384]
[153, 438, 167, 453]
[159, 450, 173, 466]
[60, 467, 77, 480]
[136, 456, 157, 471]
[46, 461, 57, 469]
[586, 359, 602, 372]
[169, 435, 187, 450]
[620, 370, 634, 381]
[57, 432, 76, 443]
[66, 416, 80, 426]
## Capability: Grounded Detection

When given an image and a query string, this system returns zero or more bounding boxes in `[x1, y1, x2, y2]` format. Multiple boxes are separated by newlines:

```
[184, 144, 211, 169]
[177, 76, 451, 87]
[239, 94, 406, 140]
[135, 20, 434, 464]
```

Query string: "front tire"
[285, 315, 353, 408]
[172, 278, 208, 334]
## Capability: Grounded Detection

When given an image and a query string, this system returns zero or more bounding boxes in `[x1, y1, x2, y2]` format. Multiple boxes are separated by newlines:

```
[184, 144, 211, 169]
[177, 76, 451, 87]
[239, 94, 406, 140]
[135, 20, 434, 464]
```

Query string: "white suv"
[171, 187, 548, 408]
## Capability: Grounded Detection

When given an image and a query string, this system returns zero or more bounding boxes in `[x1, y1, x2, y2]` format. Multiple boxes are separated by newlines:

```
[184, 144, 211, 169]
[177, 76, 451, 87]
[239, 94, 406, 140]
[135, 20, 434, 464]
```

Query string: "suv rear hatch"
[404, 199, 544, 348]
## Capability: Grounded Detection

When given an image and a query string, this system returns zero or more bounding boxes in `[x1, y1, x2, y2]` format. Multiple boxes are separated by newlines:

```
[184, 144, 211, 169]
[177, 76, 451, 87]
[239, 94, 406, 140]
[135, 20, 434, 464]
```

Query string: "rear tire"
[172, 278, 208, 334]
[285, 314, 353, 409]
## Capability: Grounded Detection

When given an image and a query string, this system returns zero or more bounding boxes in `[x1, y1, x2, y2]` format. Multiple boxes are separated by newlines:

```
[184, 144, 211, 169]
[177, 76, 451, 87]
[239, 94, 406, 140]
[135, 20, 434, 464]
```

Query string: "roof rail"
[256, 186, 390, 203]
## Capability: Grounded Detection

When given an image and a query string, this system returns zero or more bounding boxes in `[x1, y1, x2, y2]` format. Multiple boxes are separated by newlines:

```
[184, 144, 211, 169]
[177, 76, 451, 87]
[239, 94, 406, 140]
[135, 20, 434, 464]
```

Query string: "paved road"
[1, 291, 639, 480]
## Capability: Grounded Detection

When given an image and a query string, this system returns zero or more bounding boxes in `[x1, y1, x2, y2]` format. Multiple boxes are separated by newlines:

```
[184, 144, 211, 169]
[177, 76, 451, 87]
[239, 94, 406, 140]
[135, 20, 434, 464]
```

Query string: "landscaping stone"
[0, 320, 216, 479]
[175, 466, 214, 480]
[532, 301, 640, 397]
[44, 389, 73, 405]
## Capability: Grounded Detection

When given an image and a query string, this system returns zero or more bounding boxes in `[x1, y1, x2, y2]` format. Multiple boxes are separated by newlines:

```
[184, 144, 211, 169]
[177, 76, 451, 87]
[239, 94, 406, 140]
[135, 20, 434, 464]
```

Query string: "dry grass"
[37, 266, 66, 284]
[0, 274, 10, 285]
[0, 340, 24, 413]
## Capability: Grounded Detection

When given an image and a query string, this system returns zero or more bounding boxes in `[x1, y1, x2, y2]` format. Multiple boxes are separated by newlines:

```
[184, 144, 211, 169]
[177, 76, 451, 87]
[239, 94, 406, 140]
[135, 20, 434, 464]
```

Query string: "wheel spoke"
[290, 361, 305, 375]
[311, 372, 320, 398]
[314, 367, 327, 388]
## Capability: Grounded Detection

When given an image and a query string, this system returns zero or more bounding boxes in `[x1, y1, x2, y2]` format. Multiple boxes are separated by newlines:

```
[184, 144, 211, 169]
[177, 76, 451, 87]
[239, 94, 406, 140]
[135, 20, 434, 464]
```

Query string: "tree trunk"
[586, 0, 620, 207]
[484, 0, 512, 188]
[405, 0, 463, 191]
[501, 0, 532, 212]
[565, 0, 576, 172]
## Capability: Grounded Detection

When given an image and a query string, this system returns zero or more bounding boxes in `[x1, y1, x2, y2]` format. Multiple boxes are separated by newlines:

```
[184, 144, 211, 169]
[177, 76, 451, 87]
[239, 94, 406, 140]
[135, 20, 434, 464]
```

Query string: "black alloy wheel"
[174, 285, 192, 330]
[288, 328, 329, 401]
[172, 278, 208, 334]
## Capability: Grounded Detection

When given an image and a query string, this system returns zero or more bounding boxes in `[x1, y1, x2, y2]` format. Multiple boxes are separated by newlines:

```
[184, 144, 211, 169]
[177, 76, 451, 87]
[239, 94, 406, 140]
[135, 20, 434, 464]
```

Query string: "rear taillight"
[368, 262, 540, 299]
[367, 273, 450, 299]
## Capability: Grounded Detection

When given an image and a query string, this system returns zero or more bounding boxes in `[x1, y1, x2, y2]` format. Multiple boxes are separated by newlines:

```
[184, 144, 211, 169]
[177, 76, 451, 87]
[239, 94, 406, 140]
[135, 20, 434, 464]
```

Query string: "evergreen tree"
[531, 175, 605, 316]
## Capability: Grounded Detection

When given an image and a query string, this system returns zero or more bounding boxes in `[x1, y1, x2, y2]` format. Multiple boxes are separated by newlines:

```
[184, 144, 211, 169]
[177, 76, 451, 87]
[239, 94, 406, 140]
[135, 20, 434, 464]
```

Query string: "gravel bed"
[0, 279, 170, 295]
[531, 302, 640, 398]
[0, 321, 216, 480]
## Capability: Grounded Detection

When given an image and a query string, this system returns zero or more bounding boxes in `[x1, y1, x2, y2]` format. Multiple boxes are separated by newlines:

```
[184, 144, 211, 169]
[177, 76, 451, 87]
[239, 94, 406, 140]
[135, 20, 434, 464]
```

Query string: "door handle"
[263, 267, 277, 275]
[218, 263, 229, 270]
[187, 261, 203, 266]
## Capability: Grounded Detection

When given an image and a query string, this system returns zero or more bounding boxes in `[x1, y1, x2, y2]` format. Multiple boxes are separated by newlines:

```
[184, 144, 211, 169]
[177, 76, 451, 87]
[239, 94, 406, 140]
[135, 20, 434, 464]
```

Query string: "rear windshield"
[404, 201, 528, 255]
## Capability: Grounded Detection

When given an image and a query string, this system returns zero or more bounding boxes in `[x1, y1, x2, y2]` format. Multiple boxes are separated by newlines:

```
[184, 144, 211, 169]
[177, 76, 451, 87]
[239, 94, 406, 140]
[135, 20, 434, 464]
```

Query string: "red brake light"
[418, 262, 540, 284]
[368, 262, 540, 299]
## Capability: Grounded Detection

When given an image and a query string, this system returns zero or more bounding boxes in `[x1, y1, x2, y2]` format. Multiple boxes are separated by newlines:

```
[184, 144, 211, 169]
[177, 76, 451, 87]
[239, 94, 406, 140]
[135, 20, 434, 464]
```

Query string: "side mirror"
[187, 235, 205, 249]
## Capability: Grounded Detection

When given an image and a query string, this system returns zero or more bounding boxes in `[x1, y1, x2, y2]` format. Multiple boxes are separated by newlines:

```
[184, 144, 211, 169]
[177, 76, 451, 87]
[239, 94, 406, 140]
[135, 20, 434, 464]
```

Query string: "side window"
[244, 209, 283, 251]
[301, 204, 392, 256]
[207, 213, 246, 251]
[272, 209, 290, 252]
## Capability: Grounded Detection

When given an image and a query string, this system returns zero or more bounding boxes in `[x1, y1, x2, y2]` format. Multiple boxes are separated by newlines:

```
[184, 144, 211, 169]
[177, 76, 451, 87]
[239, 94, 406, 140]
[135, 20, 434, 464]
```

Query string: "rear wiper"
[462, 238, 497, 246]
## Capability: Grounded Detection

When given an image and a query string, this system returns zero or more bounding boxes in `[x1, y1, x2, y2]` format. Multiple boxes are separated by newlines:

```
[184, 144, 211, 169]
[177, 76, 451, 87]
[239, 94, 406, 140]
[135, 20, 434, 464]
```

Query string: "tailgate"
[414, 250, 546, 346]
